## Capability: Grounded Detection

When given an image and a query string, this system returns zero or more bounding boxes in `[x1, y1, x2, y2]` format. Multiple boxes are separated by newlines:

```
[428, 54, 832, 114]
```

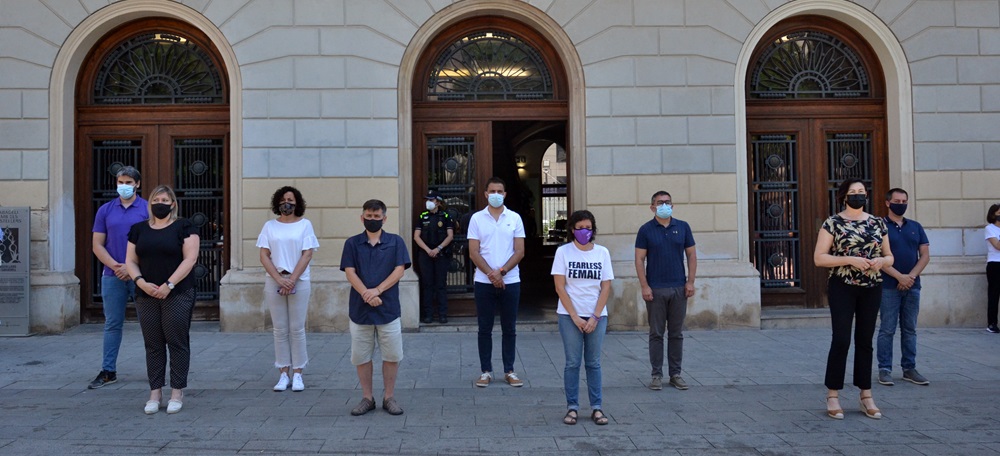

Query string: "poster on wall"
[0, 207, 30, 336]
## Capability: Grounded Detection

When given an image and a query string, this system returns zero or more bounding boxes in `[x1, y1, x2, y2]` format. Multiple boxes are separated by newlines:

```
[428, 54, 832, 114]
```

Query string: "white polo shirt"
[467, 205, 525, 284]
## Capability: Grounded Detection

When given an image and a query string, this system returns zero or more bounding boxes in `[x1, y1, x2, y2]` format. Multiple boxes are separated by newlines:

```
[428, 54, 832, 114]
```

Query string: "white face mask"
[488, 193, 504, 208]
[425, 200, 437, 211]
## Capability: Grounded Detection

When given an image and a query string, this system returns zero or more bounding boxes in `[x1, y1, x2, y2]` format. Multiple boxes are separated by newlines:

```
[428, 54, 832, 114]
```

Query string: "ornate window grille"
[750, 31, 869, 99]
[93, 32, 224, 104]
[428, 31, 553, 101]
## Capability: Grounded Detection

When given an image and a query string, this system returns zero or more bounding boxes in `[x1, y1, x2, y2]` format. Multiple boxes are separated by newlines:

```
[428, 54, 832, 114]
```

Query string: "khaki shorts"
[350, 318, 404, 365]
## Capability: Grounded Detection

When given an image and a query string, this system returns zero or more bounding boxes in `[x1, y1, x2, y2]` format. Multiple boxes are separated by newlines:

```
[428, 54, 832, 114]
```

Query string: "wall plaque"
[0, 207, 30, 336]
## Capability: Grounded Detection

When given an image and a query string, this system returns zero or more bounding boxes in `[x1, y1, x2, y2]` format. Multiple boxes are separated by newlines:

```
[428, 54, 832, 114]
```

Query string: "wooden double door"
[75, 120, 229, 321]
[748, 116, 886, 308]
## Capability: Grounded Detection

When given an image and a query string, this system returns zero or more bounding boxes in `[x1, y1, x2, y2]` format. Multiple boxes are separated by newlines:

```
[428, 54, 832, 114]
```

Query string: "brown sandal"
[859, 393, 882, 419]
[591, 409, 608, 425]
[826, 395, 844, 420]
[563, 410, 578, 425]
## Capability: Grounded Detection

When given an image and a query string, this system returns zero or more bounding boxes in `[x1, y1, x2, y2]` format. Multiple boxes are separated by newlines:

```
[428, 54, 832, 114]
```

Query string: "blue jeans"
[475, 281, 520, 373]
[101, 275, 135, 372]
[558, 314, 606, 410]
[877, 287, 920, 371]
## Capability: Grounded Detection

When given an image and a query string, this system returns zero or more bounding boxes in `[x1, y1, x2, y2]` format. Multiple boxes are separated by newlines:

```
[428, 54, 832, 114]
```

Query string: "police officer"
[414, 190, 455, 324]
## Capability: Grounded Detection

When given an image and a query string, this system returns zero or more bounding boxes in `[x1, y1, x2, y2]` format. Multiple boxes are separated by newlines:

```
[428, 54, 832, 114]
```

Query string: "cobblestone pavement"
[1, 323, 999, 455]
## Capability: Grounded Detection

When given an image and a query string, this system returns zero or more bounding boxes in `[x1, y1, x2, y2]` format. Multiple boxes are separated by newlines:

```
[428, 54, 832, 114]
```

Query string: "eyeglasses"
[654, 200, 672, 206]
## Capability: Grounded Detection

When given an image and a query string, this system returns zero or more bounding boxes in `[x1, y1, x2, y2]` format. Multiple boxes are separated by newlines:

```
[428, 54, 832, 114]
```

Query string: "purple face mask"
[573, 228, 593, 245]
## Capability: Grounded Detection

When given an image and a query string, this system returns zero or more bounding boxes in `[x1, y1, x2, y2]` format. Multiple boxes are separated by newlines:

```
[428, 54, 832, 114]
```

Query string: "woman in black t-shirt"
[126, 185, 200, 415]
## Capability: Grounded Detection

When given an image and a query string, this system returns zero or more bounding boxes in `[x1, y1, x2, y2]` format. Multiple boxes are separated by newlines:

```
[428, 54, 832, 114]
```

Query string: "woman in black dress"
[126, 185, 200, 415]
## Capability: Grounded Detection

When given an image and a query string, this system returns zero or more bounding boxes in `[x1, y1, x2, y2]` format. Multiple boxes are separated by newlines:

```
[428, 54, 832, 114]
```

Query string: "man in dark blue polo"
[341, 199, 411, 416]
[877, 188, 930, 386]
[89, 166, 148, 389]
[634, 190, 697, 391]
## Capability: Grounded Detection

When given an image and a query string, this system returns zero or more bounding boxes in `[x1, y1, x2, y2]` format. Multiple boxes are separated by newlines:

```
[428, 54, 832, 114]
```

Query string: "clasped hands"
[848, 256, 887, 272]
[487, 268, 505, 289]
[573, 315, 598, 334]
[362, 288, 383, 307]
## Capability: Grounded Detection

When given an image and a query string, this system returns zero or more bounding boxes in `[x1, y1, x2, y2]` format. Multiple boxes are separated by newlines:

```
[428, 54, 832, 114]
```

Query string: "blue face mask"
[488, 193, 505, 208]
[117, 184, 135, 199]
[656, 203, 673, 219]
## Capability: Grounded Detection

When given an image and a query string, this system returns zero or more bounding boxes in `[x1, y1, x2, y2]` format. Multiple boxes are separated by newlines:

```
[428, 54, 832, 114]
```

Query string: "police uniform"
[415, 208, 454, 322]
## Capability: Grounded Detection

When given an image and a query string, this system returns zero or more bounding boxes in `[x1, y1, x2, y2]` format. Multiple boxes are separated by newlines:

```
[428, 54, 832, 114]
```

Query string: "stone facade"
[1, 0, 997, 332]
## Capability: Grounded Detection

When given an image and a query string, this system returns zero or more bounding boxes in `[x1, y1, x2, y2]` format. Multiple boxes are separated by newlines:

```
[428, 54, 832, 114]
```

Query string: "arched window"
[92, 31, 224, 105]
[750, 30, 869, 99]
[427, 30, 554, 101]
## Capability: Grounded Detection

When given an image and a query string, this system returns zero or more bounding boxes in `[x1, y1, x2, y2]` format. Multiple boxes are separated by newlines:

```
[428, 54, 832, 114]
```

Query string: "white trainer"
[273, 372, 290, 392]
[291, 372, 304, 392]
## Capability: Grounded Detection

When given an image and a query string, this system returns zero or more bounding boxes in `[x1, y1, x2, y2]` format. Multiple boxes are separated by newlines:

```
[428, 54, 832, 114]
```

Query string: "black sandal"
[563, 410, 578, 425]
[591, 409, 608, 425]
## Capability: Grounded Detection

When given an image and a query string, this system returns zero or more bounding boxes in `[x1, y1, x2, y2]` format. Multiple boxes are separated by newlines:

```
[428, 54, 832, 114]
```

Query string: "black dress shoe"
[421, 317, 433, 324]
[438, 316, 448, 324]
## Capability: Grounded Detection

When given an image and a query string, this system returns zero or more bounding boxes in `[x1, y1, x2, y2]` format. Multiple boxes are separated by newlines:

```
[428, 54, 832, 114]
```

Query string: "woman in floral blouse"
[814, 179, 894, 420]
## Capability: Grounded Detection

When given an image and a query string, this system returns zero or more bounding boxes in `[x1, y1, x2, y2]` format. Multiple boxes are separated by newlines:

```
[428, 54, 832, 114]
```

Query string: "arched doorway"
[75, 18, 230, 321]
[746, 16, 887, 309]
[412, 16, 569, 317]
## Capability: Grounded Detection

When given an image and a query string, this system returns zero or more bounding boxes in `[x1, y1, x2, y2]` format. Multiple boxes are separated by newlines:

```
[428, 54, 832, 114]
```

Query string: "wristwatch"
[499, 267, 507, 276]
[166, 281, 175, 290]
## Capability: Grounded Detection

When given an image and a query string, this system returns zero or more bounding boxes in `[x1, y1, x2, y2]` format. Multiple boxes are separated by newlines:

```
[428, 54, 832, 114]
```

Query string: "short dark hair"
[270, 186, 306, 217]
[836, 179, 866, 209]
[650, 191, 672, 205]
[116, 165, 141, 182]
[486, 176, 506, 191]
[565, 210, 598, 244]
[885, 188, 908, 201]
[989, 204, 1000, 224]
[363, 199, 386, 215]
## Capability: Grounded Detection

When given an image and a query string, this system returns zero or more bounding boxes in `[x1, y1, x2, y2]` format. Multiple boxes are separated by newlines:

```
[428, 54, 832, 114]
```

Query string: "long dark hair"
[565, 210, 598, 244]
[270, 186, 306, 217]
[988, 204, 1000, 224]
[835, 179, 866, 209]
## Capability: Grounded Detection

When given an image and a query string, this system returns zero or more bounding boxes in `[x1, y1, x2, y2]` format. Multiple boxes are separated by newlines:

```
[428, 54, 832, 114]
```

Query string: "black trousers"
[418, 250, 449, 318]
[135, 288, 195, 390]
[988, 262, 1000, 327]
[825, 278, 881, 390]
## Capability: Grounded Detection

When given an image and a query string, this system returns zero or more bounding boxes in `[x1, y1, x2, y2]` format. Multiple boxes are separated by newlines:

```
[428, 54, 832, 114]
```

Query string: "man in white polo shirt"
[468, 177, 526, 388]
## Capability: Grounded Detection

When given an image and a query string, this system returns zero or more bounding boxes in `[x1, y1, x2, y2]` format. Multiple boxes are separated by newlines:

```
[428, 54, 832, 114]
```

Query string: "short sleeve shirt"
[821, 215, 888, 288]
[551, 243, 614, 317]
[340, 231, 411, 325]
[882, 217, 929, 289]
[127, 219, 199, 296]
[256, 218, 320, 281]
[467, 206, 526, 284]
[634, 218, 696, 288]
[93, 197, 148, 276]
[415, 210, 454, 254]
[986, 224, 1000, 263]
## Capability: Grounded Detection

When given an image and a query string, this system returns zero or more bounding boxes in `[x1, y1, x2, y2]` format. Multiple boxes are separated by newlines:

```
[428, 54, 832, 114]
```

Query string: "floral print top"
[821, 214, 887, 288]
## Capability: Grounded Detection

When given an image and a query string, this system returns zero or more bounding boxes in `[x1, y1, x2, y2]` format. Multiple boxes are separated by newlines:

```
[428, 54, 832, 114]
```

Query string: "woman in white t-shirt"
[985, 204, 1000, 333]
[551, 210, 614, 426]
[257, 186, 320, 391]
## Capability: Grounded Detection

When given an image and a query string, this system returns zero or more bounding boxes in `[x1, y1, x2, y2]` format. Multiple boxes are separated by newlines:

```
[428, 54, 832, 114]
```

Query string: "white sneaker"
[291, 372, 304, 392]
[273, 372, 290, 392]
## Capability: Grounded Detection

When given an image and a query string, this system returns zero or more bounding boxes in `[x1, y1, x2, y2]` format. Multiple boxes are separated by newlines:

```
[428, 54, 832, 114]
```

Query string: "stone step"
[760, 308, 830, 329]
[417, 316, 557, 333]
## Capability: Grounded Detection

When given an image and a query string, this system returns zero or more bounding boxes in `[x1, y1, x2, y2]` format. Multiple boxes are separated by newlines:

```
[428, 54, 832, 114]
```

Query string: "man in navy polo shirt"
[89, 166, 148, 389]
[341, 199, 411, 416]
[635, 190, 697, 391]
[877, 188, 930, 386]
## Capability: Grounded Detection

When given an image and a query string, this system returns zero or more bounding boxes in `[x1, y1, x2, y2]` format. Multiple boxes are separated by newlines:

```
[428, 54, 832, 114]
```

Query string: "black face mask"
[888, 203, 907, 217]
[363, 219, 383, 233]
[845, 194, 867, 210]
[151, 203, 172, 219]
[279, 202, 295, 216]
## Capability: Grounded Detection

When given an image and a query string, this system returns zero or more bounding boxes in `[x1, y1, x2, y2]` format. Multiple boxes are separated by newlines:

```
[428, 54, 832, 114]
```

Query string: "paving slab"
[0, 325, 999, 454]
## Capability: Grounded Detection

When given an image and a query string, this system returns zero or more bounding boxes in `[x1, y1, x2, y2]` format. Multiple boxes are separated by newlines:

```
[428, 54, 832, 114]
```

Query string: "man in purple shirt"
[89, 166, 148, 389]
